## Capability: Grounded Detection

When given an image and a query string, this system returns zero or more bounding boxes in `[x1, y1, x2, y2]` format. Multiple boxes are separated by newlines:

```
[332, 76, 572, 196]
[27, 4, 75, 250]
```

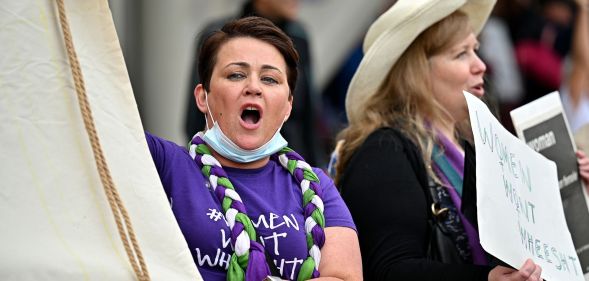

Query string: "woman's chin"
[234, 137, 265, 151]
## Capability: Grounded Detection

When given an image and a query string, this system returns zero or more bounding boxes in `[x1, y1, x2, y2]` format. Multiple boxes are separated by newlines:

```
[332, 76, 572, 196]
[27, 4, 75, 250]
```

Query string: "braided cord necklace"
[189, 134, 326, 281]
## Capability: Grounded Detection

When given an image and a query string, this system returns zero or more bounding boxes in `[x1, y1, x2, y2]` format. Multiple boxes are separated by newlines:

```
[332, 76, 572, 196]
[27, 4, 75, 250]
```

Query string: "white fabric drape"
[0, 1, 202, 280]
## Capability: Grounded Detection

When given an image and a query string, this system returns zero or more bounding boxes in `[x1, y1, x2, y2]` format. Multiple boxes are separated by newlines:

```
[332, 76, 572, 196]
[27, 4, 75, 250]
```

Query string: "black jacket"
[339, 127, 493, 280]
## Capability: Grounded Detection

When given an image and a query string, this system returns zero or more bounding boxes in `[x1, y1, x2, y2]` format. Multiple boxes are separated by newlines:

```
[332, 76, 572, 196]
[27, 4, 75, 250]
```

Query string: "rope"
[55, 1, 150, 280]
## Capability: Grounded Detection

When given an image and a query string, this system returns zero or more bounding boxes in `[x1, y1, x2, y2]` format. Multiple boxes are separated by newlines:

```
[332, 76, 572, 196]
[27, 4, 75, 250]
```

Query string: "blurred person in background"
[560, 0, 589, 133]
[184, 0, 325, 167]
[514, 0, 575, 104]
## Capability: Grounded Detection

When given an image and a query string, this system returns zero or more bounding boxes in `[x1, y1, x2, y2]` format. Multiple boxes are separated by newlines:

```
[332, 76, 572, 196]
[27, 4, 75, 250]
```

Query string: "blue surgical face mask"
[201, 90, 288, 163]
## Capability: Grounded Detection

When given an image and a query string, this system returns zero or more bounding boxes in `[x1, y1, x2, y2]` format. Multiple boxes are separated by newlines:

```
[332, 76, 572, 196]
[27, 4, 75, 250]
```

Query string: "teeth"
[245, 106, 258, 111]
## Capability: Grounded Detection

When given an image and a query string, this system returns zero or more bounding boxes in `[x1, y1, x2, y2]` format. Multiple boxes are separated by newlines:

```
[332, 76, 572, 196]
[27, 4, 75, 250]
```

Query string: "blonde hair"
[335, 10, 472, 184]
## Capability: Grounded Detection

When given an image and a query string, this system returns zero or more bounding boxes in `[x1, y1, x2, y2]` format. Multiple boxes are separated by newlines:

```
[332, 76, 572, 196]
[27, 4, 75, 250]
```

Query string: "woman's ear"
[283, 95, 293, 122]
[194, 84, 208, 114]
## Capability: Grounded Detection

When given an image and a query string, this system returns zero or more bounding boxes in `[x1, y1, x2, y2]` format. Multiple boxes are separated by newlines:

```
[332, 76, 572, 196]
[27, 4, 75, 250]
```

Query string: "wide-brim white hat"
[345, 0, 496, 123]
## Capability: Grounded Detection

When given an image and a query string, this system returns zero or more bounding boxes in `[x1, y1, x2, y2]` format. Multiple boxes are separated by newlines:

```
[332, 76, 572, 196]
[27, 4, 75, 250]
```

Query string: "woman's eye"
[261, 76, 278, 84]
[228, 73, 245, 80]
[455, 51, 467, 59]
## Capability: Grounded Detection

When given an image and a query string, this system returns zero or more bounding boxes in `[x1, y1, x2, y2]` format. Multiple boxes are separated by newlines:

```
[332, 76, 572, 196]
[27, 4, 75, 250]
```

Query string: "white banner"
[0, 0, 201, 280]
[465, 92, 583, 281]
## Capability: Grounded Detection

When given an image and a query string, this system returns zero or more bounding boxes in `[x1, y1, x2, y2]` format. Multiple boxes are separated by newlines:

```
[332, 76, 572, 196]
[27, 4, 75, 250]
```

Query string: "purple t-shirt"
[145, 132, 356, 280]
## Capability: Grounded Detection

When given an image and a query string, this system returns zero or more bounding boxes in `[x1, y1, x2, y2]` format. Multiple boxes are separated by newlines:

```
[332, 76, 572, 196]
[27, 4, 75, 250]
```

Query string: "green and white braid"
[189, 133, 325, 281]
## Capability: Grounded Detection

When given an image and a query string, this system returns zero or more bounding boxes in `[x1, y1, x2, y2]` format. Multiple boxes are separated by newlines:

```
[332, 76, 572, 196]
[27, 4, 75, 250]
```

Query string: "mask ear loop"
[204, 90, 215, 130]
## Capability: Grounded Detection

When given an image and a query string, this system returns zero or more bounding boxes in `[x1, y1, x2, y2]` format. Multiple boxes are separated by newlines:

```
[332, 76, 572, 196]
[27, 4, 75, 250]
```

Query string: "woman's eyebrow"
[261, 64, 283, 74]
[223, 62, 282, 74]
[223, 61, 249, 69]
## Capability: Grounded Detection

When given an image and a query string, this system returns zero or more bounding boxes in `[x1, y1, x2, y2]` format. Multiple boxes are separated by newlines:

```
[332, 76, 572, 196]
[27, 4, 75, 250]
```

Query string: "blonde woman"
[334, 0, 542, 280]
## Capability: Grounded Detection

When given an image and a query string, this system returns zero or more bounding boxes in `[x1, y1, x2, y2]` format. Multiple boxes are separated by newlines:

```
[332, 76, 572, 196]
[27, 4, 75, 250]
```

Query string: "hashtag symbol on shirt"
[206, 208, 224, 221]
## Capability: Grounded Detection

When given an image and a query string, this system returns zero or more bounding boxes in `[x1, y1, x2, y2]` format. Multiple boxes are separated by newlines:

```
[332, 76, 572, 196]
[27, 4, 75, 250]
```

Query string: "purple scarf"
[433, 133, 487, 265]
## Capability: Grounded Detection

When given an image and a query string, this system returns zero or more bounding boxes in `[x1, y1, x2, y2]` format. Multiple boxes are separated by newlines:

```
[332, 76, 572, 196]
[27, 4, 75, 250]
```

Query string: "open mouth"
[241, 106, 261, 125]
[468, 84, 485, 97]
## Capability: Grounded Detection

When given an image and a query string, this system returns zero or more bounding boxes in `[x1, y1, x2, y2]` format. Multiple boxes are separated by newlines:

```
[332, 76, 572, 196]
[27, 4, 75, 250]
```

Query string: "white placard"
[465, 92, 583, 281]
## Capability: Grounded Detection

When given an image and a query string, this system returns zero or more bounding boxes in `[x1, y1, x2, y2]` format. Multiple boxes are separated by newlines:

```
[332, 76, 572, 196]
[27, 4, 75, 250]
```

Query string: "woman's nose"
[244, 77, 262, 96]
[472, 54, 486, 74]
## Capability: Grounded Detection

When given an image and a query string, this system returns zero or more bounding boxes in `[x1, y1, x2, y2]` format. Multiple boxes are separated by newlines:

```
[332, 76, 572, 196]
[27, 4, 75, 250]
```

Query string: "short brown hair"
[198, 16, 299, 94]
